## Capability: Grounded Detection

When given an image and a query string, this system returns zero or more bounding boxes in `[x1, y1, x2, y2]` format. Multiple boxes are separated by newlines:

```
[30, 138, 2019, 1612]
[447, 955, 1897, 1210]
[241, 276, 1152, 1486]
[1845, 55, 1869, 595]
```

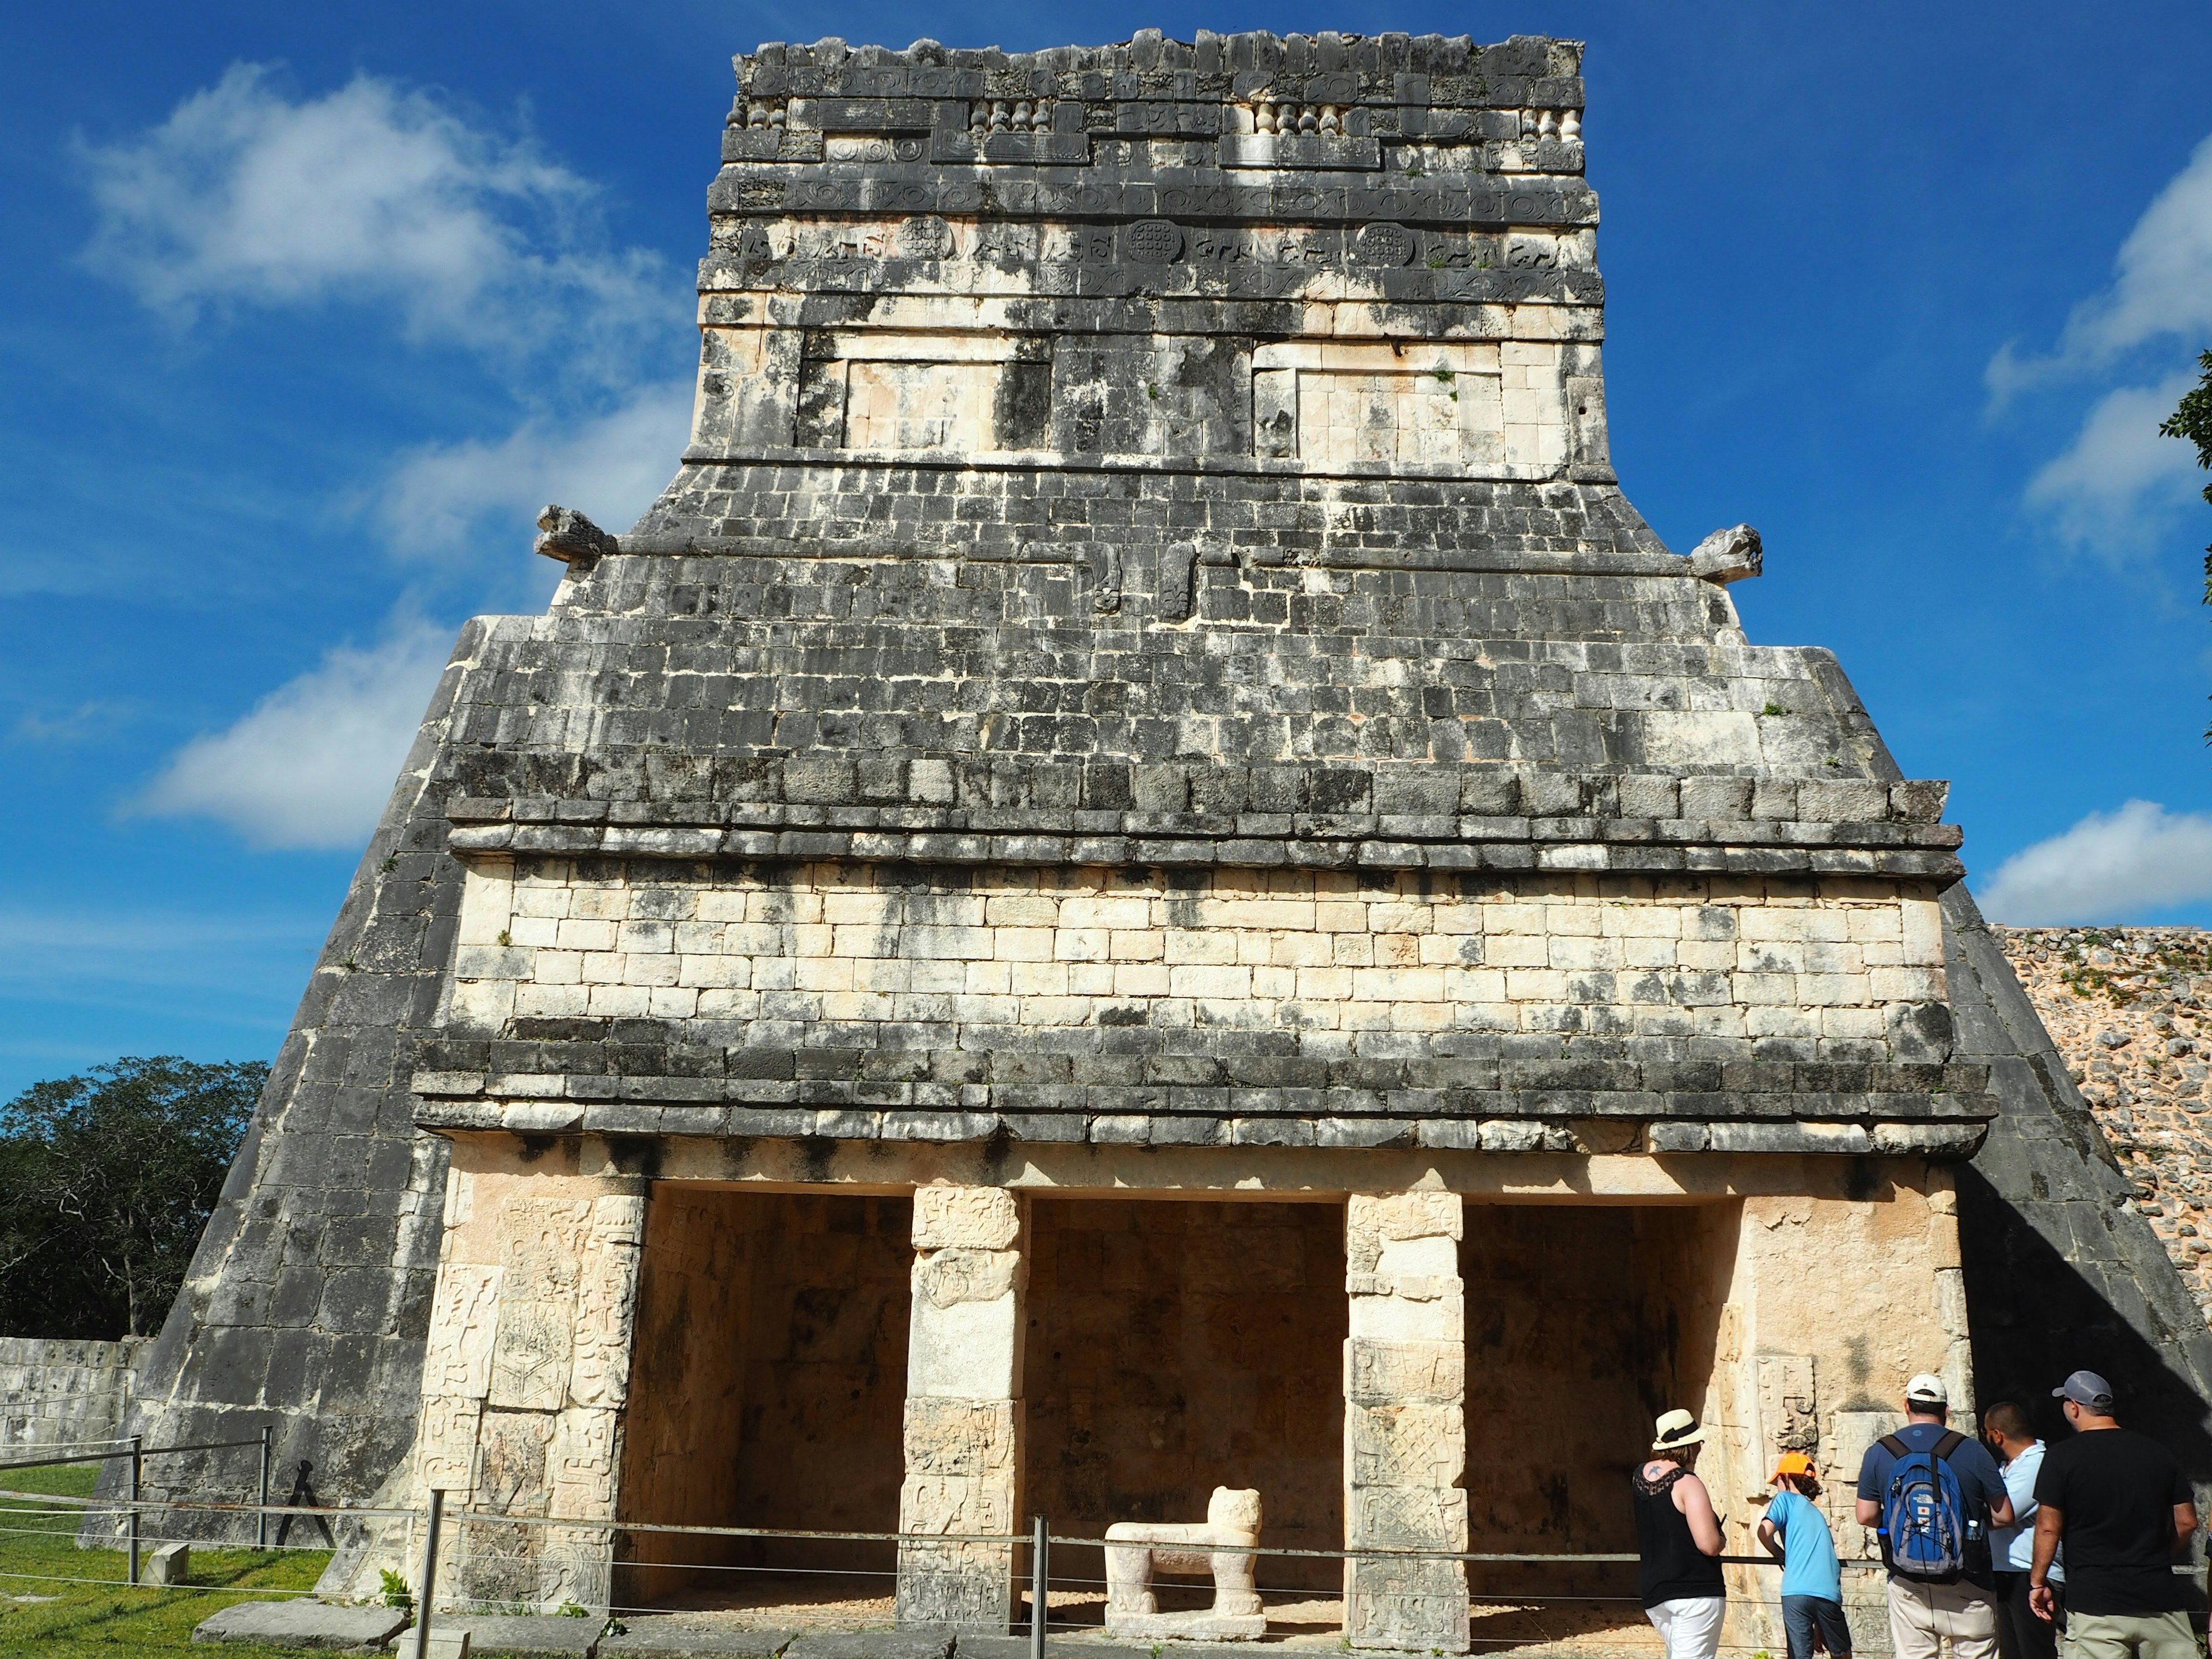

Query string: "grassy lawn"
[0, 1459, 334, 1657]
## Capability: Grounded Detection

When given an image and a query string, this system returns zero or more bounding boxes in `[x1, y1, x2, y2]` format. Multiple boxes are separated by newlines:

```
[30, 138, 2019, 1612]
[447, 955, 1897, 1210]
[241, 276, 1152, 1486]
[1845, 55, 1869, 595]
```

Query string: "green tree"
[2161, 349, 2212, 737]
[0, 1057, 264, 1339]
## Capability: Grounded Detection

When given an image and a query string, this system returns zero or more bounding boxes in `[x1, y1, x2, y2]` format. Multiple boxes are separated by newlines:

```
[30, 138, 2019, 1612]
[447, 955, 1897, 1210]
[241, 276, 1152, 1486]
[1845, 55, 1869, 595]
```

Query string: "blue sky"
[3, 1, 2211, 1096]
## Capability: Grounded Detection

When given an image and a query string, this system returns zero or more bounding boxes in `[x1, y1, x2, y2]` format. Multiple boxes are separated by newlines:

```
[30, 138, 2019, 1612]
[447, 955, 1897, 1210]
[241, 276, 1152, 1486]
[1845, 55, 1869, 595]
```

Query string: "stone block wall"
[0, 1336, 149, 1453]
[1992, 927, 2212, 1320]
[449, 859, 1946, 1050]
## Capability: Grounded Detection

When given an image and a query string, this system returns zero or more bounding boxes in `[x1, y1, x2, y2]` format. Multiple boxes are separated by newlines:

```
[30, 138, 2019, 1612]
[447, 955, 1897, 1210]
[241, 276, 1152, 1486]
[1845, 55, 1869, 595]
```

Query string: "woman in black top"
[1636, 1408, 1729, 1659]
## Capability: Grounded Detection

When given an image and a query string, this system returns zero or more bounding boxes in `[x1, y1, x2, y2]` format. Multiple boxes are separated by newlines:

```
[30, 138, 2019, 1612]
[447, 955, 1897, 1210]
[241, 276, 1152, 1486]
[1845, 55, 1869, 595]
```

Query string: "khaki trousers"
[1889, 1577, 2001, 1659]
[2063, 1609, 2198, 1659]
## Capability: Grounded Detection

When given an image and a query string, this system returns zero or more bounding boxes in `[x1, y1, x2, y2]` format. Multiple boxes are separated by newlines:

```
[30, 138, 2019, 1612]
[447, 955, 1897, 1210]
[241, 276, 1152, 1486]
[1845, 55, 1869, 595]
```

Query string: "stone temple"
[113, 28, 2212, 1654]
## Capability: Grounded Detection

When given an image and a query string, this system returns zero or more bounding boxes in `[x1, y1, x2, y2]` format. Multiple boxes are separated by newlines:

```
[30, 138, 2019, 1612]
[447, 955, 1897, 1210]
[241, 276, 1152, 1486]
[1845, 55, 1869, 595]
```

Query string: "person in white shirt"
[1984, 1400, 2063, 1659]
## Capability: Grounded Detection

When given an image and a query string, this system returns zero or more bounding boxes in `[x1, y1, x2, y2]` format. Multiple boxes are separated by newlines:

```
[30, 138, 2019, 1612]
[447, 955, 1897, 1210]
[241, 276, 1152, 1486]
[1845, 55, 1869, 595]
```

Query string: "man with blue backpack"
[1856, 1373, 2016, 1659]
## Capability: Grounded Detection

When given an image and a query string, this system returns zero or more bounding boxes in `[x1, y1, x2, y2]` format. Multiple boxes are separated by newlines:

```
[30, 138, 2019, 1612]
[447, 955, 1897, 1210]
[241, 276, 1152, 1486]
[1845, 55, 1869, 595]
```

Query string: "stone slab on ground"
[415, 1613, 603, 1654]
[954, 1636, 1154, 1659]
[785, 1632, 955, 1659]
[599, 1624, 798, 1657]
[192, 1597, 412, 1647]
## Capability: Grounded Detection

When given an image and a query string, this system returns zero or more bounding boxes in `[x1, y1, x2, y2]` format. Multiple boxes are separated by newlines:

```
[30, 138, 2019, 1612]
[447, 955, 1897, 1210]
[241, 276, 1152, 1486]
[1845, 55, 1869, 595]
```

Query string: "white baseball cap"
[1905, 1373, 1949, 1406]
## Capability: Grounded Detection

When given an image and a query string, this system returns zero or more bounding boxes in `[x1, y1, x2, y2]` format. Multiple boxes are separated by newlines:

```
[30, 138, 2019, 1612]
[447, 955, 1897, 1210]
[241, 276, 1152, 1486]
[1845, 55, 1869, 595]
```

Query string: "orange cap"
[1771, 1453, 1817, 1481]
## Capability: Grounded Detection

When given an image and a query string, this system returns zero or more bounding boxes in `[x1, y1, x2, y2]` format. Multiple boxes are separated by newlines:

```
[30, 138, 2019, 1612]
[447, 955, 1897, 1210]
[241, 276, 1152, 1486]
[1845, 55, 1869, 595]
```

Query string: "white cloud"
[1990, 132, 2212, 397]
[1978, 800, 2212, 925]
[137, 620, 452, 850]
[379, 377, 692, 552]
[2022, 369, 2203, 553]
[79, 63, 668, 381]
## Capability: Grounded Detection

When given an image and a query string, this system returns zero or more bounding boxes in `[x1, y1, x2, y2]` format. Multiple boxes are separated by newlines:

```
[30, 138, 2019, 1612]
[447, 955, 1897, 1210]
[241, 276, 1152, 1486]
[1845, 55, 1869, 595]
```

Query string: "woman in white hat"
[1635, 1408, 1728, 1659]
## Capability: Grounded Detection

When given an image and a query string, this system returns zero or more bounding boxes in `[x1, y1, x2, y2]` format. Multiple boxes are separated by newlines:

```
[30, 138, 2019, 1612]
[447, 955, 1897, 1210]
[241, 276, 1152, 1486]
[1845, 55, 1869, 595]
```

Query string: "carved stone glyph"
[1104, 1486, 1266, 1642]
[422, 1264, 502, 1399]
[912, 1185, 1021, 1251]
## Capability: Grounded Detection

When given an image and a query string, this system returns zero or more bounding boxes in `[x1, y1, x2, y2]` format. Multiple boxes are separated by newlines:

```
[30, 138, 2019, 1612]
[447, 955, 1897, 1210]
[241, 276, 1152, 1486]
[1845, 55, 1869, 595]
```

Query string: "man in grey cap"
[2030, 1371, 2198, 1659]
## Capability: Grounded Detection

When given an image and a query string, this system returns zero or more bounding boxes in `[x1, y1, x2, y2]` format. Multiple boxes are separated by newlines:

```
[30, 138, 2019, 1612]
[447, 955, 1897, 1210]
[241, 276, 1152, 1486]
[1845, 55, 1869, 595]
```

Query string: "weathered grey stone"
[1687, 522, 1762, 584]
[190, 1598, 411, 1647]
[784, 1633, 954, 1659]
[599, 1624, 796, 1657]
[145, 1541, 190, 1585]
[534, 505, 619, 564]
[427, 1613, 603, 1655]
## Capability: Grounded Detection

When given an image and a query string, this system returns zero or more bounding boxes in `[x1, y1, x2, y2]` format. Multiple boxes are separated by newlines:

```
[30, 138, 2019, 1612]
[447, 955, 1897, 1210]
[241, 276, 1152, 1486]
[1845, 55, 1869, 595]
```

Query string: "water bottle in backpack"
[1878, 1430, 1973, 1581]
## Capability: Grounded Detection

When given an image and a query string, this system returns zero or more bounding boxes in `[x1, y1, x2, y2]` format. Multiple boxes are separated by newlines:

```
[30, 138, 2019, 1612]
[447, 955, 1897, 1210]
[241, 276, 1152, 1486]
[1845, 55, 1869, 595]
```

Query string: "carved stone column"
[359, 1164, 649, 1614]
[896, 1185, 1025, 1630]
[1344, 1191, 1469, 1653]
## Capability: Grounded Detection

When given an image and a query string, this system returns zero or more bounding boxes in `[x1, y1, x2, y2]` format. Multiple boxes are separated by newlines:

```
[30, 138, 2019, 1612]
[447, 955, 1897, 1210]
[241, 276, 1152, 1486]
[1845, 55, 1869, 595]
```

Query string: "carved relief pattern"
[422, 1263, 503, 1399]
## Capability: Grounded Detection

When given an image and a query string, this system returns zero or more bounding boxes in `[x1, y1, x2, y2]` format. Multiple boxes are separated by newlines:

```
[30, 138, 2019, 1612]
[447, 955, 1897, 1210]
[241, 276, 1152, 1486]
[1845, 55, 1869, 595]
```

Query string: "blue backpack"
[1878, 1430, 1972, 1581]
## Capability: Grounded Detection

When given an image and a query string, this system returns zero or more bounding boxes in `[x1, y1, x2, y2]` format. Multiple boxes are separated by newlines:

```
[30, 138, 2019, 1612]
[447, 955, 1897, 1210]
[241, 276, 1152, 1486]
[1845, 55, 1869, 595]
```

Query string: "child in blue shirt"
[1760, 1453, 1854, 1659]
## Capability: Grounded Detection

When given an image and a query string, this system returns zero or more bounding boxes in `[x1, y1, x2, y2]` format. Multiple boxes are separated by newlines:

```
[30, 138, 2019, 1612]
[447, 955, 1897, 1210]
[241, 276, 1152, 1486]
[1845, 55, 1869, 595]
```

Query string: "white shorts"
[1648, 1594, 1728, 1659]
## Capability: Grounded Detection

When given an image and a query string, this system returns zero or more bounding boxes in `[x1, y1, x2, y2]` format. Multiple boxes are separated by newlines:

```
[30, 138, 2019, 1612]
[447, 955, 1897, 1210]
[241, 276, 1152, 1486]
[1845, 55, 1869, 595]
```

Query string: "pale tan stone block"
[1902, 897, 1945, 964]
[1504, 968, 1568, 1001]
[621, 955, 683, 988]
[1416, 934, 1484, 966]
[1870, 966, 1944, 1001]
[555, 918, 618, 952]
[1797, 973, 1869, 1007]
[1822, 1006, 1884, 1039]
[515, 984, 589, 1018]
[1059, 895, 1153, 930]
[1006, 961, 1067, 997]
[569, 888, 628, 922]
[577, 983, 648, 1020]
[1109, 929, 1167, 961]
[1747, 1007, 1820, 1038]
[616, 921, 673, 955]
[1113, 963, 1171, 997]
[1484, 933, 1549, 967]
[1052, 927, 1109, 962]
[1314, 900, 1370, 933]
[1169, 964, 1252, 998]
[1375, 934, 1422, 966]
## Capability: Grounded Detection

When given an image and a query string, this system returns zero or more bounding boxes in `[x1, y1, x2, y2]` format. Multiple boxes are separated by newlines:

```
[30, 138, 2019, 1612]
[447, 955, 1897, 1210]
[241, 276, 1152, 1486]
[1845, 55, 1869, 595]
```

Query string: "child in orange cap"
[1761, 1452, 1854, 1659]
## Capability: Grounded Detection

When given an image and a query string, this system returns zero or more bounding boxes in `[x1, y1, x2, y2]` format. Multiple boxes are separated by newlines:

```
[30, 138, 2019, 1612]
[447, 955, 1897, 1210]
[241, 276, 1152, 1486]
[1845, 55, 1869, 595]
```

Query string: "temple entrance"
[618, 1188, 913, 1615]
[1021, 1196, 1349, 1635]
[1461, 1201, 1738, 1652]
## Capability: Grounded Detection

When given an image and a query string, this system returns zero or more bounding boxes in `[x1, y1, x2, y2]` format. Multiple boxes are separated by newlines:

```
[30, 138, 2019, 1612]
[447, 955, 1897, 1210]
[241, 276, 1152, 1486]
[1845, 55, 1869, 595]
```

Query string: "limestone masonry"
[111, 28, 2212, 1655]
[1995, 929, 2212, 1315]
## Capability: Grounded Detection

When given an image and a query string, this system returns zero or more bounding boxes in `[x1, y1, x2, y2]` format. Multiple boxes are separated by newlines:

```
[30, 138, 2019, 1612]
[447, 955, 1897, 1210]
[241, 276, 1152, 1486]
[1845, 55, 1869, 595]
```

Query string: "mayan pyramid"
[111, 27, 2211, 1643]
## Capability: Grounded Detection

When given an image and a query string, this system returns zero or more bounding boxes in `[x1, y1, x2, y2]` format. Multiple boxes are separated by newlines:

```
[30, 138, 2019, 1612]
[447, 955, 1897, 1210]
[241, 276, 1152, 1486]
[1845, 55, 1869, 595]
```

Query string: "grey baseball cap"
[2053, 1370, 2116, 1410]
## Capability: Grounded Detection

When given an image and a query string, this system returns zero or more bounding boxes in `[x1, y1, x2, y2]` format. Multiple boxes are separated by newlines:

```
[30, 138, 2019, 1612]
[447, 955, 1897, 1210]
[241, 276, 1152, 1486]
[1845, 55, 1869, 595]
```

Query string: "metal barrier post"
[411, 1488, 444, 1659]
[127, 1435, 141, 1585]
[1031, 1514, 1048, 1659]
[257, 1426, 272, 1550]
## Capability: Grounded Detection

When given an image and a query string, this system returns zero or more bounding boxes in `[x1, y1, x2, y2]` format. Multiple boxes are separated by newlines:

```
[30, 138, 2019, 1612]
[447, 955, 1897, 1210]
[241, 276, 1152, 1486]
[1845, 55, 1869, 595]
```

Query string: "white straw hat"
[1652, 1408, 1707, 1452]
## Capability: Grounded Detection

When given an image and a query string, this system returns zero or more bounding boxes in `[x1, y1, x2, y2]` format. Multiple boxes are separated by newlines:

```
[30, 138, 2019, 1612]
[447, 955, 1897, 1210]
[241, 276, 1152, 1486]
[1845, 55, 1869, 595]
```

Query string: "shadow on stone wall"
[1949, 884, 2212, 1487]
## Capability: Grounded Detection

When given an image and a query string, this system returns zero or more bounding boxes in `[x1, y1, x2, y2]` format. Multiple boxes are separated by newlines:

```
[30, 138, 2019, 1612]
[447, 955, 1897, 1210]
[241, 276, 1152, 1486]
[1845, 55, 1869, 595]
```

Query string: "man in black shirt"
[2031, 1370, 2199, 1659]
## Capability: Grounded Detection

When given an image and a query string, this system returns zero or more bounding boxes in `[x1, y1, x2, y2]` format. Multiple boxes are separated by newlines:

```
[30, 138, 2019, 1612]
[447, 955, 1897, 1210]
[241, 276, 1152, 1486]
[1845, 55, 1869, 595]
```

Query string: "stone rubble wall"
[1992, 926, 2212, 1320]
[0, 1336, 150, 1453]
